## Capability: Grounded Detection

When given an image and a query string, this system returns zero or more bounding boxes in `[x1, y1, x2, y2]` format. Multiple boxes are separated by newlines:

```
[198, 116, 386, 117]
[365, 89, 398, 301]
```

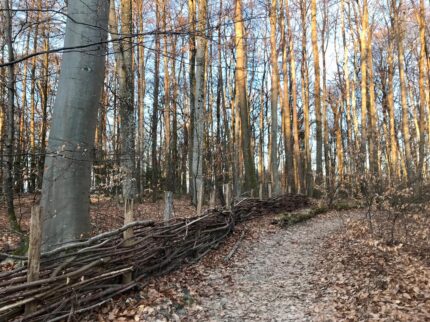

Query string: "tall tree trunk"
[359, 0, 369, 173]
[311, 0, 323, 183]
[1, 0, 20, 232]
[162, 0, 172, 188]
[14, 30, 31, 194]
[341, 0, 353, 183]
[41, 0, 109, 250]
[151, 4, 161, 202]
[367, 31, 379, 176]
[192, 0, 208, 212]
[269, 0, 280, 195]
[108, 0, 136, 200]
[321, 0, 330, 188]
[29, 0, 42, 193]
[417, 0, 427, 182]
[235, 0, 257, 193]
[281, 0, 293, 193]
[137, 0, 146, 197]
[387, 12, 399, 181]
[188, 0, 197, 198]
[38, 28, 49, 190]
[393, 0, 412, 180]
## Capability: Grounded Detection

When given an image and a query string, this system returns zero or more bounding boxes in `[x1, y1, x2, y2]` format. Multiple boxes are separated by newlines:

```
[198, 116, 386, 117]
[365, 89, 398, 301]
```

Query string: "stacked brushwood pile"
[0, 194, 309, 321]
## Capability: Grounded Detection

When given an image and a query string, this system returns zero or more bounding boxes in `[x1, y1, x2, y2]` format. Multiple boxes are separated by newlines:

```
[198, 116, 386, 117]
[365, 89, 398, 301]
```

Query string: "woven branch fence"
[0, 194, 309, 321]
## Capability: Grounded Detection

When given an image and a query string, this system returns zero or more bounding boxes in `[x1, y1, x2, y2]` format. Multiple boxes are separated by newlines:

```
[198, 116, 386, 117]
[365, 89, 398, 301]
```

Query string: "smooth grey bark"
[41, 0, 110, 250]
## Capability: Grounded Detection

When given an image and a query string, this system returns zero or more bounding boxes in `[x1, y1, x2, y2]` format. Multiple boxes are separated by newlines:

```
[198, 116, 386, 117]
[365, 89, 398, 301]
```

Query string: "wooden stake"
[25, 206, 42, 314]
[196, 180, 204, 215]
[209, 187, 216, 208]
[163, 191, 174, 222]
[259, 183, 263, 200]
[123, 199, 134, 283]
[224, 183, 231, 210]
[268, 183, 272, 198]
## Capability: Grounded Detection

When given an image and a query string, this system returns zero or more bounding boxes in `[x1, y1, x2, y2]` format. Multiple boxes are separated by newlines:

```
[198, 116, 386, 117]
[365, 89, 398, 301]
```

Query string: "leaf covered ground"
[2, 197, 430, 321]
[312, 212, 430, 321]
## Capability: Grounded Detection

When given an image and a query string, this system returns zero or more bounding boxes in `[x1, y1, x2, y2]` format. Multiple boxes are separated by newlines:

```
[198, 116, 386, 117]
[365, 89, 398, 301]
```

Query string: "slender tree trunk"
[269, 0, 280, 195]
[311, 0, 323, 183]
[137, 0, 146, 197]
[41, 0, 109, 250]
[359, 0, 369, 173]
[367, 31, 379, 177]
[38, 28, 49, 190]
[151, 5, 161, 202]
[387, 13, 399, 181]
[14, 30, 31, 194]
[234, 0, 257, 193]
[321, 0, 330, 188]
[341, 0, 353, 183]
[29, 0, 41, 193]
[417, 0, 427, 182]
[192, 0, 208, 213]
[281, 0, 293, 193]
[259, 62, 266, 192]
[162, 0, 171, 185]
[188, 0, 197, 198]
[1, 0, 20, 232]
[393, 0, 412, 180]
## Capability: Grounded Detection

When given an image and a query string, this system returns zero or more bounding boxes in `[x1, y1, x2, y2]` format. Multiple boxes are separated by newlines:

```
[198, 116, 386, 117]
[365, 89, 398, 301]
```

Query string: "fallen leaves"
[312, 211, 430, 321]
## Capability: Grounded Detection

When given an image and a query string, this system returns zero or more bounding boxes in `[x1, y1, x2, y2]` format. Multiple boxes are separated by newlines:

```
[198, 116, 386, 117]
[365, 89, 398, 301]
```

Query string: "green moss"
[332, 199, 360, 211]
[13, 236, 29, 256]
[279, 209, 317, 227]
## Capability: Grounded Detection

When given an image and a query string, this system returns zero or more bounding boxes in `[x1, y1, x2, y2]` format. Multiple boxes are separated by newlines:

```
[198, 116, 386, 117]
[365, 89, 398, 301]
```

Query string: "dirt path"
[199, 213, 351, 321]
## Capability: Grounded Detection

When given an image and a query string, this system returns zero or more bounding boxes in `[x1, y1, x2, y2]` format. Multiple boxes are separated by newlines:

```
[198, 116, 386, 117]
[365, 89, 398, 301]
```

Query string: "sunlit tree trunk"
[417, 0, 427, 182]
[359, 0, 369, 173]
[281, 0, 293, 193]
[367, 31, 379, 176]
[235, 0, 257, 193]
[387, 11, 399, 181]
[393, 0, 412, 180]
[269, 0, 280, 195]
[38, 27, 49, 189]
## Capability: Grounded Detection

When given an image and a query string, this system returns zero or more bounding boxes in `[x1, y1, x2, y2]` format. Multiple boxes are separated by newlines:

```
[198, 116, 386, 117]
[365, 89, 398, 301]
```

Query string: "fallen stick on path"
[224, 229, 246, 262]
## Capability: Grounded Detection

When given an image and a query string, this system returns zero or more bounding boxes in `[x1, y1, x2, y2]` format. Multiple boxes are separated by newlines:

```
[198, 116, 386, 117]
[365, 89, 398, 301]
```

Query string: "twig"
[224, 230, 246, 262]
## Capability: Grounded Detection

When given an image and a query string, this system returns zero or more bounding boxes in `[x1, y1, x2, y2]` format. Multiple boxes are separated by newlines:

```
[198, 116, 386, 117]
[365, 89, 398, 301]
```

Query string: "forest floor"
[2, 196, 430, 321]
[0, 194, 204, 253]
[87, 208, 430, 322]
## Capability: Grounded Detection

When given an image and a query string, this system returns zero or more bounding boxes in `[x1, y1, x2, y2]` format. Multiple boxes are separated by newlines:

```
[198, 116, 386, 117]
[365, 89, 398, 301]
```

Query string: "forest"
[0, 0, 429, 320]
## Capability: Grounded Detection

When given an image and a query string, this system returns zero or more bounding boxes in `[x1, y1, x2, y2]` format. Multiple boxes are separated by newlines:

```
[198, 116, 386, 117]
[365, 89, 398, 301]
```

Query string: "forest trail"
[199, 212, 350, 321]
